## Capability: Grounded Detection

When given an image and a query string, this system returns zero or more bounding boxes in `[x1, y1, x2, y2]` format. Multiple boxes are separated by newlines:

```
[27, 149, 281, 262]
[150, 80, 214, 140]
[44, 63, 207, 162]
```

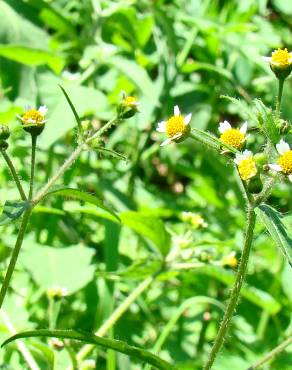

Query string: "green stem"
[276, 78, 284, 114]
[1, 149, 27, 201]
[203, 206, 256, 370]
[246, 335, 292, 370]
[0, 208, 32, 309]
[29, 135, 37, 200]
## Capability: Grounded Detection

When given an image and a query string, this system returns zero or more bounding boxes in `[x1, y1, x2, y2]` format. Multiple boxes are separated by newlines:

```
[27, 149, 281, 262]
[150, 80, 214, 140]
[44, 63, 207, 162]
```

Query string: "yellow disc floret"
[124, 96, 137, 107]
[220, 129, 245, 149]
[277, 150, 292, 175]
[272, 48, 291, 67]
[166, 115, 187, 138]
[238, 158, 257, 181]
[22, 109, 44, 125]
[223, 253, 238, 268]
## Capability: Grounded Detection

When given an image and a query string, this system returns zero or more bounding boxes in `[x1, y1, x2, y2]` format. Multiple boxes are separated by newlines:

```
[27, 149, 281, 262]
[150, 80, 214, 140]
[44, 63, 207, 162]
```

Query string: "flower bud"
[247, 176, 263, 194]
[117, 94, 139, 119]
[254, 153, 267, 166]
[0, 125, 10, 141]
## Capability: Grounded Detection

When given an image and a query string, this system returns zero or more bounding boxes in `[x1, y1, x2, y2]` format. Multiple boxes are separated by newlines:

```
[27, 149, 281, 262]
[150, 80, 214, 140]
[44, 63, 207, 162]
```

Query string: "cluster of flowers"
[156, 48, 292, 183]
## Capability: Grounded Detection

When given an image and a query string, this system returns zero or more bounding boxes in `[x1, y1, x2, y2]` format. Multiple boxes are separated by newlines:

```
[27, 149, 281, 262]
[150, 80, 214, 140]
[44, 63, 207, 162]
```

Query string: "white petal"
[262, 56, 272, 62]
[269, 164, 282, 172]
[234, 152, 244, 164]
[156, 121, 166, 132]
[242, 149, 253, 158]
[240, 121, 248, 134]
[184, 113, 192, 125]
[288, 175, 292, 182]
[38, 105, 48, 116]
[218, 120, 231, 134]
[24, 105, 32, 112]
[174, 105, 180, 116]
[276, 139, 290, 155]
[160, 138, 172, 146]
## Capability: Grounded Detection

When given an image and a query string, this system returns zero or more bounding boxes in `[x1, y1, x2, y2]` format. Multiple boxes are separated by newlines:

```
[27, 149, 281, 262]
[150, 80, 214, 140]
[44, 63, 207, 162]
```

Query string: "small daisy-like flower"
[181, 212, 208, 228]
[47, 285, 68, 299]
[234, 150, 257, 181]
[157, 105, 191, 146]
[118, 92, 139, 119]
[218, 120, 247, 150]
[263, 48, 292, 68]
[222, 251, 238, 268]
[18, 105, 48, 126]
[269, 139, 292, 182]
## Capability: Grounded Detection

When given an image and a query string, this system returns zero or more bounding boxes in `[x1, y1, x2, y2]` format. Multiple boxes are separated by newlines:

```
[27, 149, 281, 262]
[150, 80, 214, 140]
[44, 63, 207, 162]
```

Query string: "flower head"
[234, 150, 257, 181]
[117, 92, 139, 119]
[222, 251, 238, 268]
[269, 139, 292, 182]
[18, 105, 48, 136]
[157, 105, 191, 146]
[181, 212, 208, 228]
[47, 285, 68, 299]
[218, 120, 247, 150]
[263, 48, 292, 79]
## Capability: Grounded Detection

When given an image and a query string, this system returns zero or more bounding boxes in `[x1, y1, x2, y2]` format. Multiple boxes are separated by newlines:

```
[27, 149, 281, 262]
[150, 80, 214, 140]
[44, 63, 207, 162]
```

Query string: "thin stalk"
[29, 135, 37, 200]
[0, 309, 40, 370]
[246, 335, 292, 370]
[75, 275, 156, 364]
[203, 206, 256, 370]
[0, 208, 32, 309]
[1, 149, 26, 201]
[276, 78, 285, 114]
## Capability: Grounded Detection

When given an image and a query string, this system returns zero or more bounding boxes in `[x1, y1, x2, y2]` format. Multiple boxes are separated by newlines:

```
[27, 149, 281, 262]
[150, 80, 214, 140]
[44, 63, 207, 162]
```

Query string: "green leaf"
[0, 200, 31, 226]
[20, 245, 95, 295]
[2, 329, 177, 370]
[120, 211, 171, 256]
[59, 85, 82, 132]
[0, 44, 65, 74]
[256, 205, 292, 267]
[254, 99, 280, 144]
[44, 188, 120, 222]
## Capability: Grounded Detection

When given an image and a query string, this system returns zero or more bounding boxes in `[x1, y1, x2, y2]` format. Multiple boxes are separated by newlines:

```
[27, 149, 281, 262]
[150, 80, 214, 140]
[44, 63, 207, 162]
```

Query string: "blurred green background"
[0, 0, 291, 369]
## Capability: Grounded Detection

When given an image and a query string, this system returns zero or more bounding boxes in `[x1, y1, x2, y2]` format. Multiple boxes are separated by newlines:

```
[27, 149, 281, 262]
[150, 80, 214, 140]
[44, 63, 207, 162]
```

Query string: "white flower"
[17, 105, 48, 125]
[269, 140, 292, 182]
[218, 121, 248, 150]
[218, 120, 247, 135]
[156, 105, 192, 146]
[234, 149, 253, 165]
[234, 150, 257, 181]
[263, 48, 292, 68]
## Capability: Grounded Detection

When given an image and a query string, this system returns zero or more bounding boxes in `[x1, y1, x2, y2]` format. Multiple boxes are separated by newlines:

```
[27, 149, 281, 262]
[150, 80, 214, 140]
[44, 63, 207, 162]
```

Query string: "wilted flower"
[18, 105, 48, 135]
[269, 139, 292, 182]
[218, 120, 247, 150]
[234, 150, 257, 181]
[263, 48, 292, 79]
[156, 105, 191, 146]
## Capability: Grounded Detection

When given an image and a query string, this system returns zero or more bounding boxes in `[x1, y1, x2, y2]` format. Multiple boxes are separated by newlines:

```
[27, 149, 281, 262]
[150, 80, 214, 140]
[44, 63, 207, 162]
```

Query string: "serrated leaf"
[2, 329, 177, 370]
[0, 200, 31, 226]
[256, 204, 292, 267]
[44, 188, 120, 222]
[120, 211, 171, 256]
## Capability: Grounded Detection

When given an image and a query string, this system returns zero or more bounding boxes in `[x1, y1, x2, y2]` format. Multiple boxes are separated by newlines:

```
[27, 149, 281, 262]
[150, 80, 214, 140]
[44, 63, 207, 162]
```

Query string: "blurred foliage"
[0, 0, 291, 369]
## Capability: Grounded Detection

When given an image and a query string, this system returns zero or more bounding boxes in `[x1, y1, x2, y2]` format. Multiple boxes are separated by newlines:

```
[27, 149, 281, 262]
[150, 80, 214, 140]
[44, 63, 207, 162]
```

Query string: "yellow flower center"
[124, 96, 137, 107]
[223, 254, 238, 268]
[166, 115, 187, 138]
[277, 150, 292, 175]
[271, 48, 291, 67]
[238, 158, 257, 181]
[220, 129, 245, 149]
[22, 109, 44, 125]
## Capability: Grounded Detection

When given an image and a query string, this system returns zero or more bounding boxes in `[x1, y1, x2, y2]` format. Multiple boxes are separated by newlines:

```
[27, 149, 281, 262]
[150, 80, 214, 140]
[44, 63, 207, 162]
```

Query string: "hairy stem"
[203, 206, 256, 370]
[29, 135, 37, 200]
[0, 208, 32, 309]
[276, 78, 284, 114]
[1, 149, 26, 201]
[246, 335, 292, 370]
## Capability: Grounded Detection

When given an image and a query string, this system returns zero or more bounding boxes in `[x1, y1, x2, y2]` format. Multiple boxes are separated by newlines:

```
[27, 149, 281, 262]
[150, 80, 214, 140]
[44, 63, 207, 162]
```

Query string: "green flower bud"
[247, 176, 263, 194]
[0, 125, 10, 141]
[117, 95, 139, 119]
